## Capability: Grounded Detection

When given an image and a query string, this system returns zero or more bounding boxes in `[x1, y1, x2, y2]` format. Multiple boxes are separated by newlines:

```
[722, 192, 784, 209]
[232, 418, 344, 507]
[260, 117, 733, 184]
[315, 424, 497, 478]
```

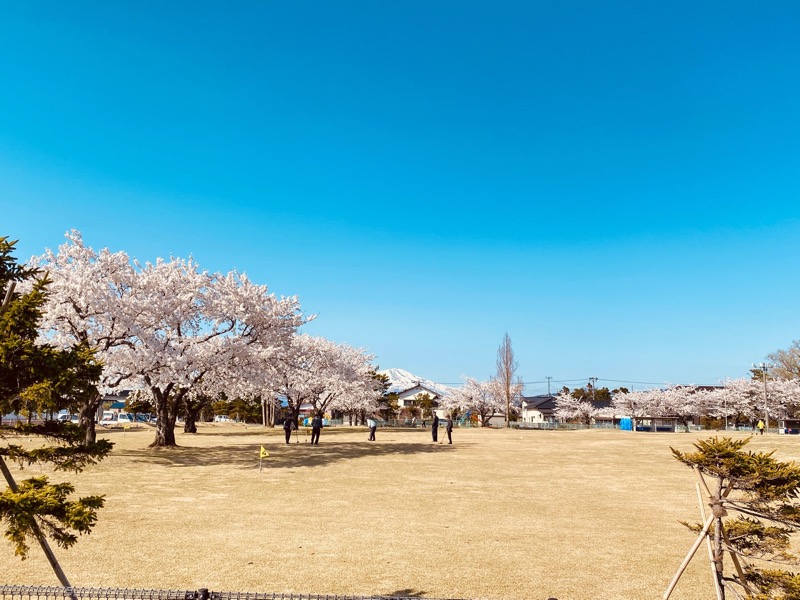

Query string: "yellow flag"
[259, 446, 269, 458]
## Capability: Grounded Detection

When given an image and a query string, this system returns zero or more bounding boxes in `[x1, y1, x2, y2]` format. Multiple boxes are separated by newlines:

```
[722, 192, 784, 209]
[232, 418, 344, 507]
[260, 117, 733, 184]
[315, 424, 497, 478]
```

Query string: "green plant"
[667, 436, 800, 600]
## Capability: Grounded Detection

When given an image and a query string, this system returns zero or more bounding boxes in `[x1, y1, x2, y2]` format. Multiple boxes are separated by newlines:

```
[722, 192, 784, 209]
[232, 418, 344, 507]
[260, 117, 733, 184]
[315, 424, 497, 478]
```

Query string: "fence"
[0, 588, 481, 600]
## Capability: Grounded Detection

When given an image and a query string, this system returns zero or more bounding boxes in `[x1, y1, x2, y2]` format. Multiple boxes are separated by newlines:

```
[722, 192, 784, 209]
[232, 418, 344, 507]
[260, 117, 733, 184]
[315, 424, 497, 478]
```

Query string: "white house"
[520, 394, 558, 424]
[379, 368, 454, 419]
[395, 383, 444, 414]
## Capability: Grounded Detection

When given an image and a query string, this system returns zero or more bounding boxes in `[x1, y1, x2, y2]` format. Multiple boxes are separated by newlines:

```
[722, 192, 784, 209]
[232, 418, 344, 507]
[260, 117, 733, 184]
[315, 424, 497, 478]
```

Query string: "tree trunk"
[183, 398, 202, 434]
[286, 405, 300, 430]
[266, 397, 275, 427]
[79, 392, 102, 444]
[183, 411, 198, 434]
[149, 386, 182, 447]
[151, 407, 177, 446]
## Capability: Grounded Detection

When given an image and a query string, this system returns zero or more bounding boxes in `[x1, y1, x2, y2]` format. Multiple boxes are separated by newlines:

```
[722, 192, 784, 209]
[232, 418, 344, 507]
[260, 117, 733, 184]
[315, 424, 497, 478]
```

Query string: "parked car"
[213, 415, 232, 423]
[99, 412, 135, 427]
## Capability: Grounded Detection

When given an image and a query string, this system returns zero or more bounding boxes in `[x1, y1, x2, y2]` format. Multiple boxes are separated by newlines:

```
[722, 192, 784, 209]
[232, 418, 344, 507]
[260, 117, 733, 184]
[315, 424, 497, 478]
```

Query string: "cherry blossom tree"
[33, 230, 137, 443]
[179, 343, 276, 431]
[36, 231, 307, 447]
[696, 387, 723, 424]
[610, 389, 658, 431]
[108, 257, 305, 446]
[704, 377, 800, 430]
[554, 389, 598, 426]
[766, 377, 800, 420]
[267, 334, 381, 425]
[661, 385, 701, 431]
[440, 377, 503, 426]
[719, 378, 767, 426]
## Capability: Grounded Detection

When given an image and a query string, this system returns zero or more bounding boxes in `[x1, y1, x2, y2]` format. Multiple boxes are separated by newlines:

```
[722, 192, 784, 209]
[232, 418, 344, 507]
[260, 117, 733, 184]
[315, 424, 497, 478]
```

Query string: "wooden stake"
[697, 482, 724, 600]
[694, 469, 752, 598]
[721, 526, 751, 598]
[663, 512, 717, 599]
[664, 479, 736, 600]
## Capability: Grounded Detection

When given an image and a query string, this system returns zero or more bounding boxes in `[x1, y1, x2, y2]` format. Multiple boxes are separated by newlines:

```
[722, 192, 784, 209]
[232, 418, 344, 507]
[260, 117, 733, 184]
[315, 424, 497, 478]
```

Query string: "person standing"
[367, 415, 377, 441]
[757, 419, 765, 435]
[431, 413, 439, 443]
[446, 415, 453, 444]
[311, 414, 323, 444]
[283, 415, 295, 444]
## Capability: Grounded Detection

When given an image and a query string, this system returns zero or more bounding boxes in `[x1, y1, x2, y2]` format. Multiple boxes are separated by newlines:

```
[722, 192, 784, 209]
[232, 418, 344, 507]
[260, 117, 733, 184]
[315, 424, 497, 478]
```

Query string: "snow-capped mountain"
[378, 367, 455, 396]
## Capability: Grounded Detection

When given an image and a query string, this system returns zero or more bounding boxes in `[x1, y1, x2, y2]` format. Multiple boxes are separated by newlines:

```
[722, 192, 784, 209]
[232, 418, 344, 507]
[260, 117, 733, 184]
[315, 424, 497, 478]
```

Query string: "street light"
[753, 362, 771, 433]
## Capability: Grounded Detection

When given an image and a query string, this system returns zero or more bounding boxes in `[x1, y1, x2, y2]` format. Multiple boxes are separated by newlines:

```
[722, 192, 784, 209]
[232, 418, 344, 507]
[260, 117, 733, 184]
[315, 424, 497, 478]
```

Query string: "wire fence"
[0, 587, 479, 600]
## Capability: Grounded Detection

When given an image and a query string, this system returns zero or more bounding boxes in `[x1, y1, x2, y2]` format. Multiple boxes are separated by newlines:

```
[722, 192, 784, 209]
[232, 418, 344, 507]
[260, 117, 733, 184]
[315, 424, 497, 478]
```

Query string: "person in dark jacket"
[311, 414, 323, 444]
[283, 416, 295, 444]
[446, 415, 453, 444]
[431, 413, 439, 443]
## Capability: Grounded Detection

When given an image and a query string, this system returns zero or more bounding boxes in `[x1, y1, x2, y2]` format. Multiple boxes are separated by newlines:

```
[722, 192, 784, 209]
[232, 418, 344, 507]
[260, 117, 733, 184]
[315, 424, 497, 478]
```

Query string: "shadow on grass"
[380, 589, 428, 598]
[116, 436, 465, 470]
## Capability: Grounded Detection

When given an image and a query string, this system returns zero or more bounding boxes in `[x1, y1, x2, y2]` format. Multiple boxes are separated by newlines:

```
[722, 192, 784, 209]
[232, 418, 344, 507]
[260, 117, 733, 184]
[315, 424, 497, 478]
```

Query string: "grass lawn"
[3, 424, 799, 600]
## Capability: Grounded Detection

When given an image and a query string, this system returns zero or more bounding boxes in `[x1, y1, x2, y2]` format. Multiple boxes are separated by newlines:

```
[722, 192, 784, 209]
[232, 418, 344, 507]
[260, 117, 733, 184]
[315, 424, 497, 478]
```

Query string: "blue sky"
[2, 1, 799, 394]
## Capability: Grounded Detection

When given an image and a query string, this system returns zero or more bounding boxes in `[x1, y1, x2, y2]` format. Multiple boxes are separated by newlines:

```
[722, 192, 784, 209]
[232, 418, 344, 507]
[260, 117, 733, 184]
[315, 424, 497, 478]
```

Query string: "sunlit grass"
[3, 424, 796, 599]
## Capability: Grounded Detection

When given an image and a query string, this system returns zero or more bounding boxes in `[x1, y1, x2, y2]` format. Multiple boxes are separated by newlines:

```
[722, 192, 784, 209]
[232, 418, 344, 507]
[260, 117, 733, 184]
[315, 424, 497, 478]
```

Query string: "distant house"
[521, 395, 557, 424]
[379, 368, 456, 419]
[396, 383, 444, 416]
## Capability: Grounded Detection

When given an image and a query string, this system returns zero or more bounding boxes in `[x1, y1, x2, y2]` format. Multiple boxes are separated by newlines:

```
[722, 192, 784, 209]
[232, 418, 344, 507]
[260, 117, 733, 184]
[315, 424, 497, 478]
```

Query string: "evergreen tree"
[0, 237, 111, 576]
[373, 370, 399, 420]
[668, 436, 800, 599]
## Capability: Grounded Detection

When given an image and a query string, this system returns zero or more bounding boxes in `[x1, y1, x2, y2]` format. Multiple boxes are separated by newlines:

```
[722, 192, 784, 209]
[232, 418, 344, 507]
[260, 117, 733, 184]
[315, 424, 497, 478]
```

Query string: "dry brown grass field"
[3, 424, 800, 600]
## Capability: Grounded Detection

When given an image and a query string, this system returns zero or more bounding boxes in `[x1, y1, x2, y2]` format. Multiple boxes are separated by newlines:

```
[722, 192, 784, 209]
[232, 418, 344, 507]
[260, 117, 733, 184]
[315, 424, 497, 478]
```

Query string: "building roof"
[397, 383, 442, 399]
[522, 395, 557, 413]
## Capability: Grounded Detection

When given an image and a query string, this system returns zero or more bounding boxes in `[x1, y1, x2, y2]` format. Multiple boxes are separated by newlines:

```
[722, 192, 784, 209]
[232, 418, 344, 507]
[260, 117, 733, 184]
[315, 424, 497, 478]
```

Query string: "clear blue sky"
[2, 1, 799, 394]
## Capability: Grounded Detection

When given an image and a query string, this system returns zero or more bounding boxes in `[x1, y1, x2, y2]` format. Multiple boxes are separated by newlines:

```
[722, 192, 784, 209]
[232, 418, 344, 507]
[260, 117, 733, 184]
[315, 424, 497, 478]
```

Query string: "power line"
[439, 376, 720, 388]
[597, 378, 670, 386]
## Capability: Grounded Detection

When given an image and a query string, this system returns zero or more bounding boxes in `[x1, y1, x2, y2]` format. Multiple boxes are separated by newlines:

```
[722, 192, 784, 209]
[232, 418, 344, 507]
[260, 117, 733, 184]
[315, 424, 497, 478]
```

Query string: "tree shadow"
[117, 438, 464, 470]
[378, 589, 428, 598]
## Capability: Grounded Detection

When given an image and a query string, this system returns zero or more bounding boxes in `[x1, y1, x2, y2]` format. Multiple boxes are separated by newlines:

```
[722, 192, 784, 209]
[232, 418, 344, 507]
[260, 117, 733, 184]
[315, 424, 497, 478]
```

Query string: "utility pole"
[546, 376, 552, 397]
[589, 377, 598, 402]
